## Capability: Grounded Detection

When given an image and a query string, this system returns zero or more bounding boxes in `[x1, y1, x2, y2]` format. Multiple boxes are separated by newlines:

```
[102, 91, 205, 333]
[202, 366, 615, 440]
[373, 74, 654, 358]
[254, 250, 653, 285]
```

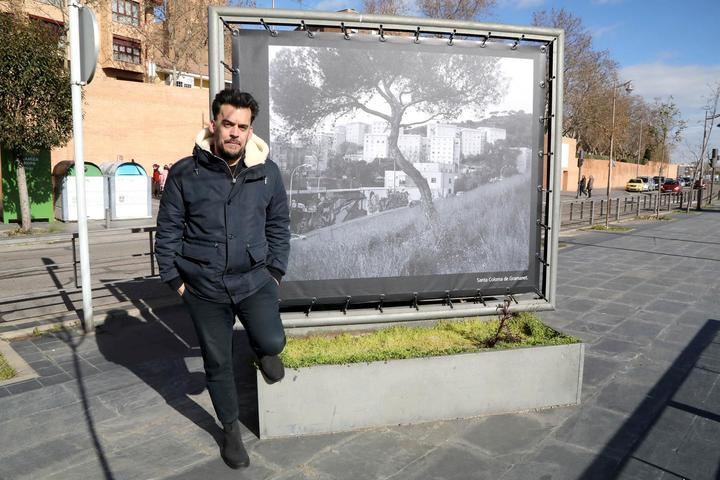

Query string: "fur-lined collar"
[194, 128, 269, 167]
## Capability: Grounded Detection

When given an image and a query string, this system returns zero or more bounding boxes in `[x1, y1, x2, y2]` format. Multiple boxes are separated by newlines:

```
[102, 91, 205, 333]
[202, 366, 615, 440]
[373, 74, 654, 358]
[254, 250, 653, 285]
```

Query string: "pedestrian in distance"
[579, 175, 587, 197]
[155, 89, 290, 470]
[152, 164, 161, 198]
[587, 175, 594, 197]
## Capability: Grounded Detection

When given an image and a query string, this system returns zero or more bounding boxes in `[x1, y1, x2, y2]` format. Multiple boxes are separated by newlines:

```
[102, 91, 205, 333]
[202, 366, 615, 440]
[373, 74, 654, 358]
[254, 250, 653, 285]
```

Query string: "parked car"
[661, 178, 682, 193]
[694, 179, 705, 189]
[652, 176, 666, 190]
[637, 176, 654, 191]
[679, 176, 693, 187]
[625, 178, 645, 192]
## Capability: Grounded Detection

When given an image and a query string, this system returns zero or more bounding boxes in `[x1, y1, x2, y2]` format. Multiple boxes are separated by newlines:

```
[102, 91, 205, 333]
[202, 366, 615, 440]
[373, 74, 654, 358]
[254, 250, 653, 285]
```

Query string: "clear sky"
[253, 0, 720, 164]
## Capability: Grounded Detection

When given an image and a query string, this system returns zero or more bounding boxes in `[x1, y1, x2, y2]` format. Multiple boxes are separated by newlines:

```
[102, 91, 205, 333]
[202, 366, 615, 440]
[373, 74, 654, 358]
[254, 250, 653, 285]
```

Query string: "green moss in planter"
[280, 312, 579, 368]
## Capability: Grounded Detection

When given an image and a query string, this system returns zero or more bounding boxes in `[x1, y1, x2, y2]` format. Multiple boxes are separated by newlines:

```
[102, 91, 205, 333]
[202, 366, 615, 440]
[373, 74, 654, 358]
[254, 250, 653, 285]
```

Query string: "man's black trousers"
[182, 280, 286, 425]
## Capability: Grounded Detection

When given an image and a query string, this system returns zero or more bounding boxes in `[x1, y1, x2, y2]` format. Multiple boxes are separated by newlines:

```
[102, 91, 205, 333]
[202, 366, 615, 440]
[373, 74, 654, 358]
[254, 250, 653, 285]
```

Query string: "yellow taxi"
[625, 178, 645, 192]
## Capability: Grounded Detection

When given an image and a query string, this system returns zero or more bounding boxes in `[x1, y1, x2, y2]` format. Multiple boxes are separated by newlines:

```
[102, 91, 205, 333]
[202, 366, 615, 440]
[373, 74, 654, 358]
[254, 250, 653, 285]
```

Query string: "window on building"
[431, 177, 437, 183]
[113, 36, 141, 64]
[112, 0, 140, 26]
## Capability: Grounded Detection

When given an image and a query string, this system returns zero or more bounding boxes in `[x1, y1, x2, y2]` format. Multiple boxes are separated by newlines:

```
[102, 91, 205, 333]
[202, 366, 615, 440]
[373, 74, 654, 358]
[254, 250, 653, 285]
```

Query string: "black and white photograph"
[264, 34, 540, 288]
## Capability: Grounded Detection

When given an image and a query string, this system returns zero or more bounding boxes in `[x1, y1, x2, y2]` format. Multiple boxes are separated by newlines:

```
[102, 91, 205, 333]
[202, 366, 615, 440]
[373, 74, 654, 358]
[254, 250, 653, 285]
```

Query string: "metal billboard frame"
[207, 7, 564, 329]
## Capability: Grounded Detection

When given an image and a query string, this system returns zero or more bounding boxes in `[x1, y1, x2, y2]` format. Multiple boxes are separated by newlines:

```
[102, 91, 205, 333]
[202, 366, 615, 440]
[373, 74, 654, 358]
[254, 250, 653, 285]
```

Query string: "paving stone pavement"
[0, 210, 719, 480]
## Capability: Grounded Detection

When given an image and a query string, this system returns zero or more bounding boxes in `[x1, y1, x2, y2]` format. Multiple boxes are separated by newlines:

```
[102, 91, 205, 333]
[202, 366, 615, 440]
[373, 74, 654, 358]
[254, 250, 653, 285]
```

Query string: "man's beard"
[214, 137, 245, 163]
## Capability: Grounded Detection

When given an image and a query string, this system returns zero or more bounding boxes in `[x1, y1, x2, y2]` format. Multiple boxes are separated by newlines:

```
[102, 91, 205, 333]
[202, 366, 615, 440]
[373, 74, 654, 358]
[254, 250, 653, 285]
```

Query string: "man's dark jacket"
[155, 129, 290, 303]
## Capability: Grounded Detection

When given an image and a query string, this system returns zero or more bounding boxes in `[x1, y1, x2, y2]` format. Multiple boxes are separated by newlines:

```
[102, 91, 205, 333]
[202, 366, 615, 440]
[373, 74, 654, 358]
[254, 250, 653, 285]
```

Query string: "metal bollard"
[590, 201, 595, 225]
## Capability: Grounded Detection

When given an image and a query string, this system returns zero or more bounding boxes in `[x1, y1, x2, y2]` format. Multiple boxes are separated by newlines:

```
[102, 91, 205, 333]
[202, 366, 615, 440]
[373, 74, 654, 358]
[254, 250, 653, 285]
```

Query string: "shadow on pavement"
[583, 319, 720, 479]
[95, 278, 262, 441]
[52, 326, 116, 480]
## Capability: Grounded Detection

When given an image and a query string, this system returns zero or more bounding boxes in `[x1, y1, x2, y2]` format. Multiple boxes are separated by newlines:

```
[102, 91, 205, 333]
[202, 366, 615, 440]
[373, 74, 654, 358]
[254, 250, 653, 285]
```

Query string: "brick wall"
[52, 71, 210, 175]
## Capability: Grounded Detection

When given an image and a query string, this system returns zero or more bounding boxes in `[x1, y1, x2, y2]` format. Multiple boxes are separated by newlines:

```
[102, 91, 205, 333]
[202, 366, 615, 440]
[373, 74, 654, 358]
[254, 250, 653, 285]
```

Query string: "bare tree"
[362, 0, 409, 16]
[646, 97, 685, 216]
[418, 0, 495, 20]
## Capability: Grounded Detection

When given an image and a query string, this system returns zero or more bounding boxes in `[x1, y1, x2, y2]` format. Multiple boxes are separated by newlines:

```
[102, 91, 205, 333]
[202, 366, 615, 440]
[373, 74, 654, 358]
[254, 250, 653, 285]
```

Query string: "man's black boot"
[258, 355, 285, 384]
[221, 419, 250, 469]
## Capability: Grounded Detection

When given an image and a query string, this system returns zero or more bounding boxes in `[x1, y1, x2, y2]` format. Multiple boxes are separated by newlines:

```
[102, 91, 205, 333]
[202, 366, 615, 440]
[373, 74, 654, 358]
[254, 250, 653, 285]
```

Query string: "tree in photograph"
[0, 13, 72, 231]
[270, 47, 504, 213]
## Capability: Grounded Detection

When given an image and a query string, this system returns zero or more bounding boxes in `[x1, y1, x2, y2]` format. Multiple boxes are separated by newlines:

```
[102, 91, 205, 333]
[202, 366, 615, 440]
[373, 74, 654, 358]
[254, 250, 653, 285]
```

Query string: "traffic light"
[577, 149, 585, 168]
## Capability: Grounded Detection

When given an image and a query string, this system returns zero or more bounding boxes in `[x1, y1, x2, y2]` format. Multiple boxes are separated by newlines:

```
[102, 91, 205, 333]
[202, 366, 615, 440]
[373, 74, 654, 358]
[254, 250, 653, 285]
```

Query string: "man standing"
[155, 89, 290, 469]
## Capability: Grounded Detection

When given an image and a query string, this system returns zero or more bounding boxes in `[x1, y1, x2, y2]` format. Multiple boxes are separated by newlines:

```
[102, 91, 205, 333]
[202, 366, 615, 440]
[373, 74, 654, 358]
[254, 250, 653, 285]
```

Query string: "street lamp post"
[606, 80, 633, 228]
[694, 111, 720, 211]
[636, 117, 644, 178]
[288, 163, 312, 225]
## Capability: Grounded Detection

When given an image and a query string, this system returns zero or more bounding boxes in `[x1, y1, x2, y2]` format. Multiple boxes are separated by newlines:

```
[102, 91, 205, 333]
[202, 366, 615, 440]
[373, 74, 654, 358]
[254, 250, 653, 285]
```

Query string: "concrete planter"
[257, 342, 584, 438]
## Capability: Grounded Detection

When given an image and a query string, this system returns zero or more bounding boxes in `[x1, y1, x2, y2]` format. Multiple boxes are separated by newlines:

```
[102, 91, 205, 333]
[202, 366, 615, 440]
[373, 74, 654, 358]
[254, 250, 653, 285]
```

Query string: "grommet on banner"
[480, 32, 491, 48]
[379, 24, 386, 42]
[342, 295, 352, 314]
[377, 294, 385, 313]
[301, 20, 314, 38]
[231, 28, 239, 37]
[447, 29, 456, 46]
[540, 43, 549, 54]
[414, 27, 421, 44]
[260, 18, 277, 37]
[505, 289, 518, 304]
[511, 34, 524, 50]
[305, 297, 317, 317]
[340, 22, 350, 40]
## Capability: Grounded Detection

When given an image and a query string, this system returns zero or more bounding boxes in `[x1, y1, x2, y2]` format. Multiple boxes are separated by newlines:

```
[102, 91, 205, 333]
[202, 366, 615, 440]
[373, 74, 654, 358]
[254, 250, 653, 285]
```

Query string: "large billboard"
[233, 27, 548, 309]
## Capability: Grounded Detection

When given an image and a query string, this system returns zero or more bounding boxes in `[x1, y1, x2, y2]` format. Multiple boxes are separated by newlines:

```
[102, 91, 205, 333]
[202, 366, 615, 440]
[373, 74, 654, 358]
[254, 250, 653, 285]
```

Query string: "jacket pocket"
[181, 242, 218, 266]
[247, 241, 267, 268]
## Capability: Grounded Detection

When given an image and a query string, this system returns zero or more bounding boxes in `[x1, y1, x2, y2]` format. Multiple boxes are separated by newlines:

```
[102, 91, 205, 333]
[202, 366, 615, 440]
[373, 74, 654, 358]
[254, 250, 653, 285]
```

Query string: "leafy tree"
[0, 13, 72, 230]
[270, 46, 503, 212]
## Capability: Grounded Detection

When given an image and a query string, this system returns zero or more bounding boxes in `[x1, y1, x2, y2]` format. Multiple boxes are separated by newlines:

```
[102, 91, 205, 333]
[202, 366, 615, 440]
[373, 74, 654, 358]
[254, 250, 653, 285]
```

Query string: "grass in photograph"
[587, 225, 632, 232]
[0, 352, 17, 381]
[286, 174, 531, 280]
[280, 312, 579, 368]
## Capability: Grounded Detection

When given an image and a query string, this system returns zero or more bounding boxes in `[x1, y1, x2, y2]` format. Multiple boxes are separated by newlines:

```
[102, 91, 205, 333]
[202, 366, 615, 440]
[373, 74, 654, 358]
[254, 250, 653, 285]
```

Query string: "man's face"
[209, 104, 253, 163]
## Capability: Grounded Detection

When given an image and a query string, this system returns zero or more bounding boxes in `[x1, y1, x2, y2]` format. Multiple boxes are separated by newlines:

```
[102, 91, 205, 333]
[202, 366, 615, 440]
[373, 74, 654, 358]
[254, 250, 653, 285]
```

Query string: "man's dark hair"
[211, 89, 259, 123]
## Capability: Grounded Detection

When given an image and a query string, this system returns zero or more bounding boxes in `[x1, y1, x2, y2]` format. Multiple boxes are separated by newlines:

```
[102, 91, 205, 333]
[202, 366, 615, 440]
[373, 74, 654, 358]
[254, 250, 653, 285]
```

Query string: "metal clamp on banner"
[537, 184, 552, 193]
[220, 61, 237, 74]
[414, 27, 421, 44]
[301, 20, 314, 38]
[342, 295, 352, 314]
[340, 22, 350, 40]
[305, 297, 317, 317]
[534, 288, 546, 301]
[377, 294, 385, 313]
[505, 289, 518, 304]
[536, 252, 550, 267]
[480, 32, 491, 48]
[378, 25, 386, 42]
[474, 289, 487, 306]
[443, 290, 454, 308]
[220, 17, 234, 33]
[411, 292, 419, 311]
[536, 219, 550, 230]
[260, 18, 278, 37]
[447, 29, 456, 46]
[511, 34, 524, 50]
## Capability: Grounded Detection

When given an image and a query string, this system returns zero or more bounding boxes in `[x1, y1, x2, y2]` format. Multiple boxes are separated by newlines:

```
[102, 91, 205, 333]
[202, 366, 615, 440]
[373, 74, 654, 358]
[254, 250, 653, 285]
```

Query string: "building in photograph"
[384, 162, 456, 199]
[363, 133, 388, 162]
